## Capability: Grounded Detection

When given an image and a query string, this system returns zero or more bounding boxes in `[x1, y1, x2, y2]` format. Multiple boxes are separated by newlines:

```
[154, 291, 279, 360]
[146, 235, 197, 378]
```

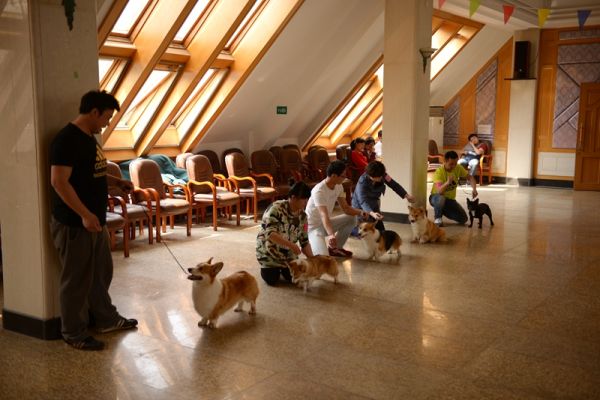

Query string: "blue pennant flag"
[578, 10, 591, 30]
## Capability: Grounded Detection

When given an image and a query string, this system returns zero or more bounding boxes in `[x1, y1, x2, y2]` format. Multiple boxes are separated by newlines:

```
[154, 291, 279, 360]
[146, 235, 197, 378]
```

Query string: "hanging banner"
[578, 10, 591, 30]
[469, 0, 480, 18]
[538, 8, 550, 27]
[503, 5, 515, 24]
[438, 0, 446, 9]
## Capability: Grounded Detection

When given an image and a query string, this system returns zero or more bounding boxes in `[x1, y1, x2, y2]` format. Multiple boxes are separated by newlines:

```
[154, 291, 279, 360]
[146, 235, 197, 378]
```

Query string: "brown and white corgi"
[408, 206, 447, 244]
[287, 256, 339, 292]
[357, 222, 402, 263]
[187, 258, 259, 328]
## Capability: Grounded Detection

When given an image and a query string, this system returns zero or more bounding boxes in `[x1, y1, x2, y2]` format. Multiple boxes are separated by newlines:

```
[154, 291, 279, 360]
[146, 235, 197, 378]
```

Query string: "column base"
[2, 309, 61, 340]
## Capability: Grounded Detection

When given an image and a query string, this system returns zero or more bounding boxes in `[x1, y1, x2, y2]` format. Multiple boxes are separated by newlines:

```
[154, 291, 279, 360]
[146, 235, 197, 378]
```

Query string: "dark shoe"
[280, 267, 293, 283]
[328, 247, 353, 257]
[64, 336, 104, 351]
[97, 317, 138, 333]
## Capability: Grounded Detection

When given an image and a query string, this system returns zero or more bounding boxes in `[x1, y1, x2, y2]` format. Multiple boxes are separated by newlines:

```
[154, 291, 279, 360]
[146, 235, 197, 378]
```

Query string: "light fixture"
[419, 47, 437, 73]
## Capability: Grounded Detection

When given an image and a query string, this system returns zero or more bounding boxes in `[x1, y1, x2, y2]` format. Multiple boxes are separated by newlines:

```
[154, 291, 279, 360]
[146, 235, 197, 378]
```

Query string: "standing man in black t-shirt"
[50, 90, 138, 351]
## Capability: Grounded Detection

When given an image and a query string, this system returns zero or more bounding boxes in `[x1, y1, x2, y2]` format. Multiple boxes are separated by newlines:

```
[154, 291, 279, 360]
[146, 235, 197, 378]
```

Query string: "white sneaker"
[434, 218, 443, 227]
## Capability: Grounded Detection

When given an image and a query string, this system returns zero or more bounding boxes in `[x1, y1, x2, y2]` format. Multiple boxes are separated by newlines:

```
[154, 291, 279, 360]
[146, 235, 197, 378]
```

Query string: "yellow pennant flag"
[538, 8, 551, 27]
[469, 0, 480, 18]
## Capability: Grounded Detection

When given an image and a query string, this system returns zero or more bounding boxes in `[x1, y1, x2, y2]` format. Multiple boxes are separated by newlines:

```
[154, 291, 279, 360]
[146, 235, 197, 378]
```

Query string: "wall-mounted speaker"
[514, 41, 530, 79]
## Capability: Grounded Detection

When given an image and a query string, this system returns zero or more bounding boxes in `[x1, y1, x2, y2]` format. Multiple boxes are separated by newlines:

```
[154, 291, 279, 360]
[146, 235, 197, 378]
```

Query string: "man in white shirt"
[374, 130, 383, 158]
[305, 160, 368, 257]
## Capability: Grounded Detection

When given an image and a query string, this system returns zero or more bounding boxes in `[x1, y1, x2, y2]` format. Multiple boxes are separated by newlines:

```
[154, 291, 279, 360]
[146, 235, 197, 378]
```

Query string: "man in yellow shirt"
[429, 151, 478, 227]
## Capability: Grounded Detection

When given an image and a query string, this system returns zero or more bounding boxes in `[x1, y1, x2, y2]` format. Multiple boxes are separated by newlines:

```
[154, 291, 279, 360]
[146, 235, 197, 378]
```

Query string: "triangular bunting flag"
[538, 8, 550, 27]
[438, 0, 446, 9]
[503, 5, 515, 24]
[469, 0, 480, 18]
[578, 10, 591, 30]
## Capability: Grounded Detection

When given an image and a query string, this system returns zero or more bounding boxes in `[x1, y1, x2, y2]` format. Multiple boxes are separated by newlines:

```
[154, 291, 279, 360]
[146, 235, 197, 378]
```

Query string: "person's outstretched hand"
[405, 194, 416, 203]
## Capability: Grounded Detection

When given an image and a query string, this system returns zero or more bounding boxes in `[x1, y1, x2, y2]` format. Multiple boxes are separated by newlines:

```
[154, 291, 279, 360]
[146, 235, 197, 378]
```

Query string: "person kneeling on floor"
[305, 160, 369, 258]
[256, 181, 314, 285]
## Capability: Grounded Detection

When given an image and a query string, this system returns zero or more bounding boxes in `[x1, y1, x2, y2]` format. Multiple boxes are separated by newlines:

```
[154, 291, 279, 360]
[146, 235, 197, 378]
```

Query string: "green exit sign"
[276, 106, 287, 115]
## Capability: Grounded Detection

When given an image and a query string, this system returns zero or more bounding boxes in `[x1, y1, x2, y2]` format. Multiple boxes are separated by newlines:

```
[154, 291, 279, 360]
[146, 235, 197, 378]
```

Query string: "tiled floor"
[1, 185, 600, 399]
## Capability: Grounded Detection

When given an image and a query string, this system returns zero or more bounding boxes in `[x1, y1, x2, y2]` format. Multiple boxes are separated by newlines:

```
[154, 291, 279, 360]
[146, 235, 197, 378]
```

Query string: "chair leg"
[147, 216, 153, 245]
[186, 208, 192, 236]
[212, 202, 217, 231]
[236, 201, 241, 226]
[123, 223, 130, 258]
[253, 197, 258, 222]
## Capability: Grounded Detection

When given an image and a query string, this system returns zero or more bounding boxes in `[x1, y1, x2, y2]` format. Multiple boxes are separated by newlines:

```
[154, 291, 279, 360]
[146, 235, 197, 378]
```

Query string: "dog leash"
[160, 239, 190, 276]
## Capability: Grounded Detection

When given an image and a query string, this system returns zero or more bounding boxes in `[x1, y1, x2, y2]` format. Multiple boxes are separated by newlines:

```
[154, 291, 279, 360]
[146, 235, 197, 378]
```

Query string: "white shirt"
[374, 141, 382, 157]
[305, 180, 344, 229]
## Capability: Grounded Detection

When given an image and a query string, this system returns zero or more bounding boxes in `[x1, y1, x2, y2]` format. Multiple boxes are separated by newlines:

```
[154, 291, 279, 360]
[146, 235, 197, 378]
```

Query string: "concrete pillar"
[0, 1, 99, 338]
[381, 0, 432, 218]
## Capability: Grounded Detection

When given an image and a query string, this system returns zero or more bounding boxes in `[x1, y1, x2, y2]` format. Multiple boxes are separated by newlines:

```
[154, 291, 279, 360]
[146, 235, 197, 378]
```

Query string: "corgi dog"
[287, 256, 339, 292]
[407, 205, 447, 244]
[357, 222, 401, 263]
[187, 257, 259, 328]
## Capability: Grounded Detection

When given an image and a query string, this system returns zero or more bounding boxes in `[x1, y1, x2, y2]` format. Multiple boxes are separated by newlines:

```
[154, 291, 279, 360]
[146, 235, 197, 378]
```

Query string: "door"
[574, 83, 600, 191]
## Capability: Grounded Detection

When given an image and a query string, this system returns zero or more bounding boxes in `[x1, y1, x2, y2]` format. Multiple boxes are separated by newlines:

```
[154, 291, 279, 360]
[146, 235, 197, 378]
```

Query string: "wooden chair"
[476, 140, 493, 185]
[175, 152, 194, 169]
[225, 152, 276, 222]
[251, 149, 290, 198]
[107, 161, 154, 244]
[196, 149, 223, 175]
[279, 148, 319, 188]
[269, 146, 284, 168]
[306, 148, 331, 181]
[186, 155, 240, 231]
[427, 140, 444, 182]
[129, 159, 192, 242]
[221, 148, 244, 176]
[106, 195, 130, 257]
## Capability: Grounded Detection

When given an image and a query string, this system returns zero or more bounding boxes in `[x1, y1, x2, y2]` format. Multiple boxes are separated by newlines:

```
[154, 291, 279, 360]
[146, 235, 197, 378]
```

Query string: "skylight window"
[173, 0, 211, 42]
[118, 69, 173, 130]
[224, 0, 266, 51]
[98, 58, 114, 83]
[111, 0, 150, 36]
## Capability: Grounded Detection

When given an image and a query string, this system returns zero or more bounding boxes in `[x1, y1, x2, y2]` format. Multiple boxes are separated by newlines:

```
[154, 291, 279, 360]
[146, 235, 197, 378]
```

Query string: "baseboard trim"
[532, 179, 574, 188]
[382, 212, 410, 224]
[2, 309, 61, 340]
[489, 177, 572, 188]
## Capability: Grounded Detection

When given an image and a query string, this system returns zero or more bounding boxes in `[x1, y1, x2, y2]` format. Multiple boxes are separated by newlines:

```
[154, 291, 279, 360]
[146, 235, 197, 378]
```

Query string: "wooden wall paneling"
[493, 38, 513, 151]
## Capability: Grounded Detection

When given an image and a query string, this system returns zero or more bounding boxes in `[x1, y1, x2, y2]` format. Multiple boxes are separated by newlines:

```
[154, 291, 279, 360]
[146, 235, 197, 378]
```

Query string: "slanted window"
[173, 0, 212, 44]
[223, 0, 267, 52]
[111, 0, 151, 37]
[175, 68, 229, 140]
[117, 65, 180, 141]
[99, 57, 129, 93]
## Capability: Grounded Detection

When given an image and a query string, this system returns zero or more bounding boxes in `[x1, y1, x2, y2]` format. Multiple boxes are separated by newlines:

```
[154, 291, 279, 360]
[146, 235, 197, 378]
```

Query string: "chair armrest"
[251, 172, 274, 187]
[144, 187, 161, 203]
[480, 154, 493, 167]
[165, 183, 190, 199]
[428, 155, 444, 164]
[187, 180, 216, 202]
[228, 175, 257, 193]
[107, 195, 128, 218]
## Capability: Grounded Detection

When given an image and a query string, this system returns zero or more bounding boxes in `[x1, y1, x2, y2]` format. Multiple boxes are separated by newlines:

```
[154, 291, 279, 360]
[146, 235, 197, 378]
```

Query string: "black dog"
[466, 198, 494, 228]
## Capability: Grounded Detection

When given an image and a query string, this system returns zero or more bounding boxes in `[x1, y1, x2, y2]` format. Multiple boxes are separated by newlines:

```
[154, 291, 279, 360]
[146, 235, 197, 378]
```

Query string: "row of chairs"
[106, 144, 356, 257]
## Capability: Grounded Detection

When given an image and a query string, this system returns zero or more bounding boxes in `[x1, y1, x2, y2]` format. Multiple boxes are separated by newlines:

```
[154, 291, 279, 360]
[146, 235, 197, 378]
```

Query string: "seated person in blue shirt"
[352, 161, 415, 231]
